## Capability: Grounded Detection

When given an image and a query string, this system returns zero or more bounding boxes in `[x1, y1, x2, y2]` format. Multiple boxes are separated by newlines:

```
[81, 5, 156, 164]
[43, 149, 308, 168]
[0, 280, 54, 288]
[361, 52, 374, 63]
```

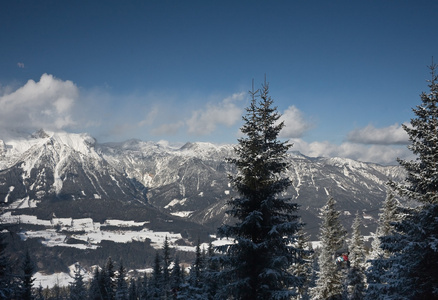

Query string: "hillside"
[0, 130, 405, 274]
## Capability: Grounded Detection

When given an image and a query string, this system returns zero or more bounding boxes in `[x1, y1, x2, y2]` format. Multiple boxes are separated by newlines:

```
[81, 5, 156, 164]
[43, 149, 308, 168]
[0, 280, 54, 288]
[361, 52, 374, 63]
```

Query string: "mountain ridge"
[0, 130, 406, 272]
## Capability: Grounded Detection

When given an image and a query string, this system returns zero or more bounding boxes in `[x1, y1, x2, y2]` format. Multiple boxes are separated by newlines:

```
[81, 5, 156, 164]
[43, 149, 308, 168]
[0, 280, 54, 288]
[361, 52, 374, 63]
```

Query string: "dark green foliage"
[138, 274, 148, 300]
[393, 64, 438, 205]
[312, 197, 346, 300]
[162, 236, 171, 299]
[365, 189, 399, 299]
[20, 250, 35, 300]
[217, 80, 303, 299]
[0, 229, 12, 300]
[35, 284, 44, 300]
[380, 204, 438, 299]
[115, 261, 128, 300]
[292, 229, 313, 300]
[381, 64, 438, 299]
[88, 267, 102, 300]
[149, 251, 163, 299]
[347, 213, 366, 300]
[170, 256, 183, 294]
[128, 278, 137, 300]
[69, 264, 87, 300]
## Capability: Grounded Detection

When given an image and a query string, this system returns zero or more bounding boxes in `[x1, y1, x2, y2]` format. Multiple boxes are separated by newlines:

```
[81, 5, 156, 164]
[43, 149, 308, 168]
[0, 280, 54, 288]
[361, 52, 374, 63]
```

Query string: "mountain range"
[0, 130, 406, 273]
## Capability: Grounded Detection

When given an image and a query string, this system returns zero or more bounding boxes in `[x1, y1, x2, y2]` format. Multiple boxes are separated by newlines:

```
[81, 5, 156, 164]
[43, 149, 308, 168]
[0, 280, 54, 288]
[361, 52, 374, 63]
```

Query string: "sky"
[1, 0, 437, 165]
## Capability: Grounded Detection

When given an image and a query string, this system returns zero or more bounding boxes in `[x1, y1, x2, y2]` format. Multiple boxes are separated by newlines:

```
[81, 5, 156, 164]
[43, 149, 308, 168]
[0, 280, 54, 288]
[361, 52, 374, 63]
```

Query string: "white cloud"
[346, 123, 409, 145]
[279, 105, 313, 138]
[290, 138, 413, 165]
[138, 106, 159, 127]
[0, 74, 79, 135]
[17, 62, 25, 68]
[186, 92, 245, 135]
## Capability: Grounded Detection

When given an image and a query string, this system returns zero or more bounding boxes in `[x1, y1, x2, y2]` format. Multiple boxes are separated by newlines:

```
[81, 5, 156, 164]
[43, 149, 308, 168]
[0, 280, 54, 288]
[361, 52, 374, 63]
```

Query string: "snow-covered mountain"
[1, 130, 405, 231]
[96, 139, 405, 235]
[0, 130, 405, 272]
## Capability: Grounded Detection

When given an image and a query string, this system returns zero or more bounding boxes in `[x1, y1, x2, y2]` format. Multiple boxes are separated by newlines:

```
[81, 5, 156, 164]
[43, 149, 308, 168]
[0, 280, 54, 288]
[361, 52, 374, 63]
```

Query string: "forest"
[1, 66, 437, 300]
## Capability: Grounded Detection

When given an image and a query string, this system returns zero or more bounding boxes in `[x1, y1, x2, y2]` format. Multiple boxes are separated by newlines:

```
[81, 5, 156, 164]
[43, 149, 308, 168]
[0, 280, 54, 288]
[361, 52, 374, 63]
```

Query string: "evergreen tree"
[170, 256, 183, 298]
[149, 251, 163, 299]
[115, 261, 128, 300]
[0, 228, 12, 300]
[312, 197, 346, 300]
[217, 80, 302, 299]
[346, 212, 366, 300]
[369, 188, 398, 260]
[204, 242, 220, 299]
[101, 257, 116, 300]
[292, 229, 313, 300]
[69, 264, 87, 300]
[365, 189, 398, 299]
[180, 239, 207, 299]
[20, 250, 35, 300]
[88, 267, 102, 300]
[138, 273, 148, 300]
[381, 64, 438, 299]
[162, 236, 172, 298]
[128, 277, 137, 300]
[35, 284, 44, 300]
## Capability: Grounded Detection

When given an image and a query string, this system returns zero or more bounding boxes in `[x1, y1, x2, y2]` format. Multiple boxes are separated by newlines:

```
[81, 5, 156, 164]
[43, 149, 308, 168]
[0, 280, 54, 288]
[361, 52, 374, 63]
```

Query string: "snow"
[34, 263, 92, 289]
[165, 198, 187, 209]
[102, 219, 148, 227]
[4, 186, 14, 203]
[170, 211, 194, 218]
[34, 271, 75, 289]
[0, 213, 222, 252]
[7, 196, 39, 209]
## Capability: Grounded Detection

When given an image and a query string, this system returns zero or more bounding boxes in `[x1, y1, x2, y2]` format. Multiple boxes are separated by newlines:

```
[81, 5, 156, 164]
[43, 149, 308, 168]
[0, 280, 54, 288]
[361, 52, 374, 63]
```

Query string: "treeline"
[0, 235, 223, 300]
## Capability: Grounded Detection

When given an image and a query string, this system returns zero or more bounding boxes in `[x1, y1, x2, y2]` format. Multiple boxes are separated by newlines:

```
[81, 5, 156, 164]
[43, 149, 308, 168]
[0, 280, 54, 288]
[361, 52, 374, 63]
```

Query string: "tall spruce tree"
[0, 228, 12, 300]
[204, 242, 220, 299]
[387, 63, 438, 298]
[138, 273, 148, 300]
[170, 256, 183, 297]
[102, 257, 116, 300]
[149, 251, 163, 299]
[381, 63, 438, 299]
[217, 80, 302, 300]
[369, 188, 398, 260]
[162, 236, 171, 298]
[69, 264, 87, 300]
[115, 261, 128, 300]
[128, 278, 137, 300]
[20, 250, 35, 300]
[180, 239, 207, 299]
[365, 188, 399, 299]
[346, 212, 366, 300]
[89, 267, 102, 300]
[292, 228, 313, 300]
[312, 197, 346, 300]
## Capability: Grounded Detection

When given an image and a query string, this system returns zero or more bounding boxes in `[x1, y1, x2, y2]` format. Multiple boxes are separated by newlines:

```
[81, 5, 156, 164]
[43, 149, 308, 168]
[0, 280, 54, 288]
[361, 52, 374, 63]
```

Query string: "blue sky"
[1, 0, 437, 164]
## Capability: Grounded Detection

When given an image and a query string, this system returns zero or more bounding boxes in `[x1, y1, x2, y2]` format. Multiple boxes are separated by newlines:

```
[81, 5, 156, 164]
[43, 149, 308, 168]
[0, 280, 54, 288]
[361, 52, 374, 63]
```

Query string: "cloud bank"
[279, 105, 314, 138]
[0, 73, 412, 165]
[0, 74, 78, 136]
[346, 123, 409, 145]
[290, 138, 412, 165]
[186, 92, 245, 136]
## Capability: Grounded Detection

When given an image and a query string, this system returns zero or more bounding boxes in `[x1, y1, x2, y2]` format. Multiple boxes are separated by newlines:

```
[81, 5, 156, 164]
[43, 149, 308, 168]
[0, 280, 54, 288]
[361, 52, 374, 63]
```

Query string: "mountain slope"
[1, 131, 405, 238]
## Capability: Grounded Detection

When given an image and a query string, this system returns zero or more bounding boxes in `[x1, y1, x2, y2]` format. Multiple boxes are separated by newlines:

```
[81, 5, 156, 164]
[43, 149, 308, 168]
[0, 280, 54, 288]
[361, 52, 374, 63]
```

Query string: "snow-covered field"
[1, 212, 233, 288]
[0, 212, 228, 251]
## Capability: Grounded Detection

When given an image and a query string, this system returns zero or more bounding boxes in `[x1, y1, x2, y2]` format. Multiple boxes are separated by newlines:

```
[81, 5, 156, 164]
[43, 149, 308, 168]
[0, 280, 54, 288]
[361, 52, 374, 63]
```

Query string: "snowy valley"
[0, 130, 405, 286]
